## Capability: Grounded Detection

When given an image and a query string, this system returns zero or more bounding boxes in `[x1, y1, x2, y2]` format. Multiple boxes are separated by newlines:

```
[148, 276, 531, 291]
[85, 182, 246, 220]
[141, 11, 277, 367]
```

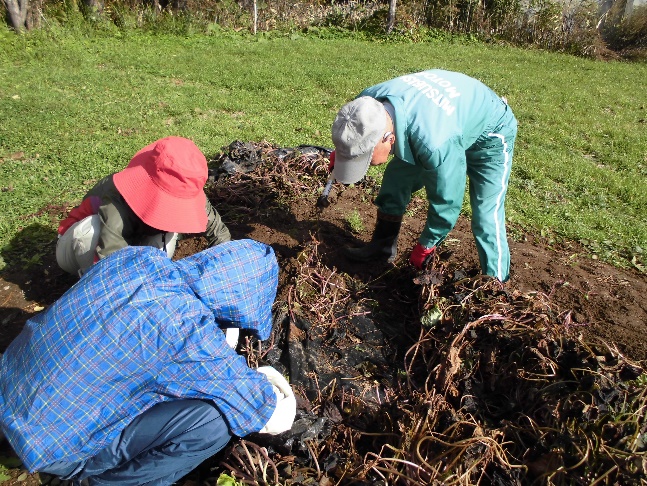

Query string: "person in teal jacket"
[330, 69, 517, 282]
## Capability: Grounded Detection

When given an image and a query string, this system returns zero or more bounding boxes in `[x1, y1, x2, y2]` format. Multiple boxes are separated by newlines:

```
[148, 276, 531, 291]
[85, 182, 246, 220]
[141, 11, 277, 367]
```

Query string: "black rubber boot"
[344, 212, 403, 263]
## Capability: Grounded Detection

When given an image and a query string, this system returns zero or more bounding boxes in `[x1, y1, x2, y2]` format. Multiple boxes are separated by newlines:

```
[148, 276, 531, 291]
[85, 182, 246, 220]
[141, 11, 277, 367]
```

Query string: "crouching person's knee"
[56, 215, 101, 276]
[49, 400, 232, 486]
[180, 400, 233, 457]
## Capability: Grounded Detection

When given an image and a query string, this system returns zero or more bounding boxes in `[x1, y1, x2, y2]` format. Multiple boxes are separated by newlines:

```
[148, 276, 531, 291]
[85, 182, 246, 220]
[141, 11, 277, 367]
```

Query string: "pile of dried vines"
[207, 142, 646, 486]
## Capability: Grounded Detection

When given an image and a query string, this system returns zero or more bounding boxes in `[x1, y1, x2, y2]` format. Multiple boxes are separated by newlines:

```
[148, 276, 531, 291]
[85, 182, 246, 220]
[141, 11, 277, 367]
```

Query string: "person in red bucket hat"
[56, 136, 231, 278]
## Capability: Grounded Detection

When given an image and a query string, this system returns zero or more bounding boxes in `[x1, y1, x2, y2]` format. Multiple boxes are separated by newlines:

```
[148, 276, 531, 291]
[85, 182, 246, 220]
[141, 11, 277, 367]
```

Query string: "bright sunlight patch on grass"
[0, 28, 645, 270]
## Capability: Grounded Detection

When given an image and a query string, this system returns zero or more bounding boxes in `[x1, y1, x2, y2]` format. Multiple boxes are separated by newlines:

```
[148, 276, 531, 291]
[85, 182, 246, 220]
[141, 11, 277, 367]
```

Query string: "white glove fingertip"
[272, 385, 283, 400]
[225, 328, 239, 349]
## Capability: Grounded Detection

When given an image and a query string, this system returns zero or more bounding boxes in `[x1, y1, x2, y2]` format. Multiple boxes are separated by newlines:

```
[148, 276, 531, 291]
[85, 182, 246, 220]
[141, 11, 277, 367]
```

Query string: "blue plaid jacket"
[0, 239, 279, 471]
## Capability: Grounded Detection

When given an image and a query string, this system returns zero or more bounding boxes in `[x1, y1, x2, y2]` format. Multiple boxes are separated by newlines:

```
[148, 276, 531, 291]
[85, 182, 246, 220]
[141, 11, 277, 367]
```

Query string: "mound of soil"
[0, 141, 645, 485]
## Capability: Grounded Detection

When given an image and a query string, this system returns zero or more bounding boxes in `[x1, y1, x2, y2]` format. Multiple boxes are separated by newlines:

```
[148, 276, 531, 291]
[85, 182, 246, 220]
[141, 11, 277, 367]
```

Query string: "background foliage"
[1, 0, 646, 58]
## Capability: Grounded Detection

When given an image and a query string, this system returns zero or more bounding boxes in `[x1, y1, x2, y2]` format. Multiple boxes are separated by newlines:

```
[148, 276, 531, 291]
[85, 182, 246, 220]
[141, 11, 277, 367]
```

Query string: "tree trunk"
[387, 0, 397, 32]
[252, 0, 258, 34]
[3, 0, 29, 31]
[25, 0, 42, 30]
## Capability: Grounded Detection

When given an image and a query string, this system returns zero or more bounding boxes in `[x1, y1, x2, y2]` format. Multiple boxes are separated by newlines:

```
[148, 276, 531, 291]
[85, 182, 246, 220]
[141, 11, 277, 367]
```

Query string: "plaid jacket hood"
[175, 240, 277, 340]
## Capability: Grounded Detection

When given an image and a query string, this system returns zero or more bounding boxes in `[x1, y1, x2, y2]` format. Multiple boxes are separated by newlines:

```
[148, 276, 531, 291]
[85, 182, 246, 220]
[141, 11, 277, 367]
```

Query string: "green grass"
[345, 209, 365, 234]
[0, 24, 645, 271]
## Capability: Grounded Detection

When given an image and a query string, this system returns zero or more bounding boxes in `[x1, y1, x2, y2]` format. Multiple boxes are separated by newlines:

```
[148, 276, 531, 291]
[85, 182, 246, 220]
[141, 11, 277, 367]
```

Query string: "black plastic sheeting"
[250, 308, 398, 457]
[273, 310, 395, 403]
[209, 140, 332, 181]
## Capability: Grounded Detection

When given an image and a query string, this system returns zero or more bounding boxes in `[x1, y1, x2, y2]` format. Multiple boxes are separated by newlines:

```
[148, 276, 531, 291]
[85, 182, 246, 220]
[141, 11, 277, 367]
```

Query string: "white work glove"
[257, 366, 296, 435]
[224, 328, 239, 349]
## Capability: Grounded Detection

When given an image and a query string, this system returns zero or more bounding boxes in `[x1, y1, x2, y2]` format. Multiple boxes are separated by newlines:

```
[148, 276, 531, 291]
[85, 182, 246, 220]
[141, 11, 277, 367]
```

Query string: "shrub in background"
[601, 1, 647, 55]
[2, 0, 645, 58]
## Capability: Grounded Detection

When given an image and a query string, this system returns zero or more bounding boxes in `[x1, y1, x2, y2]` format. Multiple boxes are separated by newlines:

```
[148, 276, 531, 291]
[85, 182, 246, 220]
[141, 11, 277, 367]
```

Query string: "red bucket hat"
[113, 136, 208, 234]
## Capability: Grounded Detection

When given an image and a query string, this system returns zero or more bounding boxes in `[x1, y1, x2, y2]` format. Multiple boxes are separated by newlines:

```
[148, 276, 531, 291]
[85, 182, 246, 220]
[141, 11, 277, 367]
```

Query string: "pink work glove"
[409, 243, 436, 270]
[328, 150, 335, 171]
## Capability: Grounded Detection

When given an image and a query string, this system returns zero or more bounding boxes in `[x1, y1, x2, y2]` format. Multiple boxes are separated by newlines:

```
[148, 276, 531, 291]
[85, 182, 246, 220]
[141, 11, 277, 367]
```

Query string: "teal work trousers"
[375, 107, 517, 281]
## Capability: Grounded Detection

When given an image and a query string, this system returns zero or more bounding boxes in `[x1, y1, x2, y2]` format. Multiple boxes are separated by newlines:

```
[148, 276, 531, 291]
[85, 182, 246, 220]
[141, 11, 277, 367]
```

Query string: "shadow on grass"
[0, 223, 77, 349]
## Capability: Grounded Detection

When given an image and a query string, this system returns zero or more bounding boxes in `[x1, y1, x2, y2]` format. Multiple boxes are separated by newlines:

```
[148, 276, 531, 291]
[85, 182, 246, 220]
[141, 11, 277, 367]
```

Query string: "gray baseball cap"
[331, 96, 386, 184]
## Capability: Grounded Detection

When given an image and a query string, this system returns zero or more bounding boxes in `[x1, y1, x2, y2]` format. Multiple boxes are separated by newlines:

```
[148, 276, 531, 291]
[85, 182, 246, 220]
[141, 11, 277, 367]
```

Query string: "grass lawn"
[0, 27, 645, 270]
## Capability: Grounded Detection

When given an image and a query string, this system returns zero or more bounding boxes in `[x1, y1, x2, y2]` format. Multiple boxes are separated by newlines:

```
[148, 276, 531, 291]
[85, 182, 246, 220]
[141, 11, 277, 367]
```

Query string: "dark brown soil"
[0, 142, 645, 485]
[253, 191, 647, 363]
[2, 184, 645, 361]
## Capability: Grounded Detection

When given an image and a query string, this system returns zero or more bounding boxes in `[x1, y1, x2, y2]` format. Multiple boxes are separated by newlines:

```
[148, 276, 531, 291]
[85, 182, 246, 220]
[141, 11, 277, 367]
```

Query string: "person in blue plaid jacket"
[0, 239, 296, 486]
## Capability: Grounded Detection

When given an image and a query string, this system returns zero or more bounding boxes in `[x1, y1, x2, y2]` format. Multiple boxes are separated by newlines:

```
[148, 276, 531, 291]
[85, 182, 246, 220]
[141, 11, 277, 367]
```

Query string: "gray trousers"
[39, 399, 231, 486]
